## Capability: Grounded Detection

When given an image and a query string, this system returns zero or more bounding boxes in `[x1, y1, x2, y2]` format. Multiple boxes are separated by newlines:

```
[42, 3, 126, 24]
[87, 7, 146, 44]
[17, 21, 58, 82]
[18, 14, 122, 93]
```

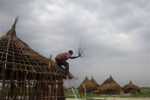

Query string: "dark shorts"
[55, 58, 69, 74]
[55, 59, 68, 67]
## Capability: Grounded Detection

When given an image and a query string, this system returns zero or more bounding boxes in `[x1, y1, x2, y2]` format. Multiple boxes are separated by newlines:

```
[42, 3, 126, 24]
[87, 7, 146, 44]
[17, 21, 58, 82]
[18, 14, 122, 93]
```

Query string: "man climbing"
[55, 50, 81, 75]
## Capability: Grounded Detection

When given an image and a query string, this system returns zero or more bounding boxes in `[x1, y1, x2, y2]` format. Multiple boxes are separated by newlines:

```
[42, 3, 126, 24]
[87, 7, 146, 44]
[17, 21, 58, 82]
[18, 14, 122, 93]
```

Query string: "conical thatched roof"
[98, 75, 122, 94]
[91, 76, 99, 87]
[90, 76, 99, 92]
[78, 76, 94, 92]
[123, 81, 140, 93]
[0, 18, 66, 80]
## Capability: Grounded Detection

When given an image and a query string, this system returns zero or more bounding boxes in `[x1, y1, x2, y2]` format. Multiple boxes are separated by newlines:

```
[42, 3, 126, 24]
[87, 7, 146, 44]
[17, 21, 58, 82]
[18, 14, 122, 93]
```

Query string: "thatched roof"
[90, 76, 99, 92]
[0, 18, 74, 79]
[90, 76, 99, 87]
[1, 18, 56, 64]
[123, 81, 140, 93]
[78, 76, 92, 92]
[78, 76, 98, 93]
[98, 75, 122, 94]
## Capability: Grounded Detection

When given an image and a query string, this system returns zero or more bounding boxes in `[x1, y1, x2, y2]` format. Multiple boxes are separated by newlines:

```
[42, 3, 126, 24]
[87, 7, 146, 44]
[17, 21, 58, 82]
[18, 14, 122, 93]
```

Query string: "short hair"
[68, 50, 73, 54]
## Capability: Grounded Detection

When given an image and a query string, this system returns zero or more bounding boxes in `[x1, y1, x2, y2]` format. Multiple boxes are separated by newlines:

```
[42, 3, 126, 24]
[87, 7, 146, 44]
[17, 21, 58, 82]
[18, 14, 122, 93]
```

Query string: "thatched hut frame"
[0, 18, 67, 100]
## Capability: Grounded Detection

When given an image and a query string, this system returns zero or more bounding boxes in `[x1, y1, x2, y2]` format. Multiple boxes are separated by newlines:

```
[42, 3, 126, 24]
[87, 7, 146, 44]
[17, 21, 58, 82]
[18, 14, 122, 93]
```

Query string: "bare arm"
[70, 56, 80, 59]
[70, 52, 81, 59]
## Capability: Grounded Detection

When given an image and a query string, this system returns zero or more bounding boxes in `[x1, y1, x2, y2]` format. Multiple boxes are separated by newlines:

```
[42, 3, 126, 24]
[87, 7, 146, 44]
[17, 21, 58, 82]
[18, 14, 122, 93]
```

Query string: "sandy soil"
[66, 98, 150, 100]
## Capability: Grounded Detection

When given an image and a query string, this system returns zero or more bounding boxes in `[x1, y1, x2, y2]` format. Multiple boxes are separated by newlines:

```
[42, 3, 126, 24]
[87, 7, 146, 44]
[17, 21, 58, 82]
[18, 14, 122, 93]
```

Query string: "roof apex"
[12, 17, 18, 29]
[6, 17, 18, 37]
[130, 80, 132, 84]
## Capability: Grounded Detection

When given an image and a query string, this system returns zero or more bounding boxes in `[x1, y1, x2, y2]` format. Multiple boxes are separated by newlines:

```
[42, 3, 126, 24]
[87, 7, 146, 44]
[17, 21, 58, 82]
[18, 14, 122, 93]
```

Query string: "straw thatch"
[90, 76, 99, 91]
[78, 76, 99, 93]
[78, 76, 93, 93]
[91, 76, 99, 87]
[123, 81, 141, 93]
[0, 18, 67, 100]
[98, 75, 122, 94]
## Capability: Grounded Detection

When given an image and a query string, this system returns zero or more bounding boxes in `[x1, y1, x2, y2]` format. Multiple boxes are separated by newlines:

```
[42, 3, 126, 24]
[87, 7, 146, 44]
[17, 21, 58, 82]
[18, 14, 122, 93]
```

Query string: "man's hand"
[78, 52, 81, 57]
[70, 52, 81, 59]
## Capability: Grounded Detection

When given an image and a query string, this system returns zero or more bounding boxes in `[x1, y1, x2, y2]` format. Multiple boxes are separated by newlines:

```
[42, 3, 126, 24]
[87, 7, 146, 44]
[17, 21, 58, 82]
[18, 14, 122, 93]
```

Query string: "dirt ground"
[67, 98, 150, 100]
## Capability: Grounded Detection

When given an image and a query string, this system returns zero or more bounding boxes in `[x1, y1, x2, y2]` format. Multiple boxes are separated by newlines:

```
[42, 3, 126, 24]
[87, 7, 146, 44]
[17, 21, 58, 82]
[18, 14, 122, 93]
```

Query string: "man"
[55, 50, 81, 75]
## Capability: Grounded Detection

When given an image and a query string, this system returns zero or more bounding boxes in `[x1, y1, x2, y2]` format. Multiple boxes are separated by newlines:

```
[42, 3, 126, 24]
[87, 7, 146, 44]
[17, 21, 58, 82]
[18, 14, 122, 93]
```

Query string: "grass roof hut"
[123, 81, 141, 94]
[98, 75, 122, 94]
[91, 76, 99, 87]
[90, 76, 99, 91]
[78, 76, 94, 93]
[0, 18, 67, 100]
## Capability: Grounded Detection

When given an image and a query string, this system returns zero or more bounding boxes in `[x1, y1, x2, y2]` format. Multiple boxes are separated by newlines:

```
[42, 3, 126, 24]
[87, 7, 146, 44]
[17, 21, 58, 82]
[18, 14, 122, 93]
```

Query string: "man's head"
[68, 50, 73, 55]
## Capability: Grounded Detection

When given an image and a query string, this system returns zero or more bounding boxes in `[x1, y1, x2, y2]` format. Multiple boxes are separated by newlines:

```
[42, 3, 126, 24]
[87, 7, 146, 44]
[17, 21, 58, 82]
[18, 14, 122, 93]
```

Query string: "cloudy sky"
[0, 0, 150, 87]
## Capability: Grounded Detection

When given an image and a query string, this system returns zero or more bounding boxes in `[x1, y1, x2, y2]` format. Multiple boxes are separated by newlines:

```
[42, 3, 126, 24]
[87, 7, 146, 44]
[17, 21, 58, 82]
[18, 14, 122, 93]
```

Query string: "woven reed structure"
[0, 18, 66, 100]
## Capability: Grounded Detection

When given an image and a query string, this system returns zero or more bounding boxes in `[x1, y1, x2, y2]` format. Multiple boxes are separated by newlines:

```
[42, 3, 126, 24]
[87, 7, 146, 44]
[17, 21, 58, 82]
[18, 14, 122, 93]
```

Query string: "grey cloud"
[0, 0, 149, 87]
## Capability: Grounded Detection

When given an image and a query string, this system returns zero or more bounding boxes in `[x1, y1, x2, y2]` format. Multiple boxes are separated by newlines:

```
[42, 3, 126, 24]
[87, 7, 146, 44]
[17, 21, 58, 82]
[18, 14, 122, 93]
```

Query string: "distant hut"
[0, 18, 69, 100]
[98, 75, 122, 94]
[91, 76, 99, 87]
[123, 81, 141, 94]
[90, 76, 99, 90]
[78, 76, 94, 93]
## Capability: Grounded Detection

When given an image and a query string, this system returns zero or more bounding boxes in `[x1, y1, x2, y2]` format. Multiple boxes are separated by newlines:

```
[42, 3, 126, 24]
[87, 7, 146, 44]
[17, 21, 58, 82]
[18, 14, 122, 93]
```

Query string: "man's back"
[55, 52, 71, 60]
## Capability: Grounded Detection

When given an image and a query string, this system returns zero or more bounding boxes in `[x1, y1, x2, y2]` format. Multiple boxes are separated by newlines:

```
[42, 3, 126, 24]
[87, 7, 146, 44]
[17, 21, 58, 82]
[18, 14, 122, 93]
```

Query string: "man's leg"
[64, 62, 69, 75]
[55, 59, 69, 75]
[60, 61, 69, 75]
[55, 59, 62, 67]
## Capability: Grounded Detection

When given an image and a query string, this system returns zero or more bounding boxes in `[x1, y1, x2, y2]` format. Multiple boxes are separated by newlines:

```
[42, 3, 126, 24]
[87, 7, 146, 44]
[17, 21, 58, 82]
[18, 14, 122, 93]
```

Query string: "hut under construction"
[123, 81, 140, 94]
[98, 75, 122, 94]
[0, 18, 68, 100]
